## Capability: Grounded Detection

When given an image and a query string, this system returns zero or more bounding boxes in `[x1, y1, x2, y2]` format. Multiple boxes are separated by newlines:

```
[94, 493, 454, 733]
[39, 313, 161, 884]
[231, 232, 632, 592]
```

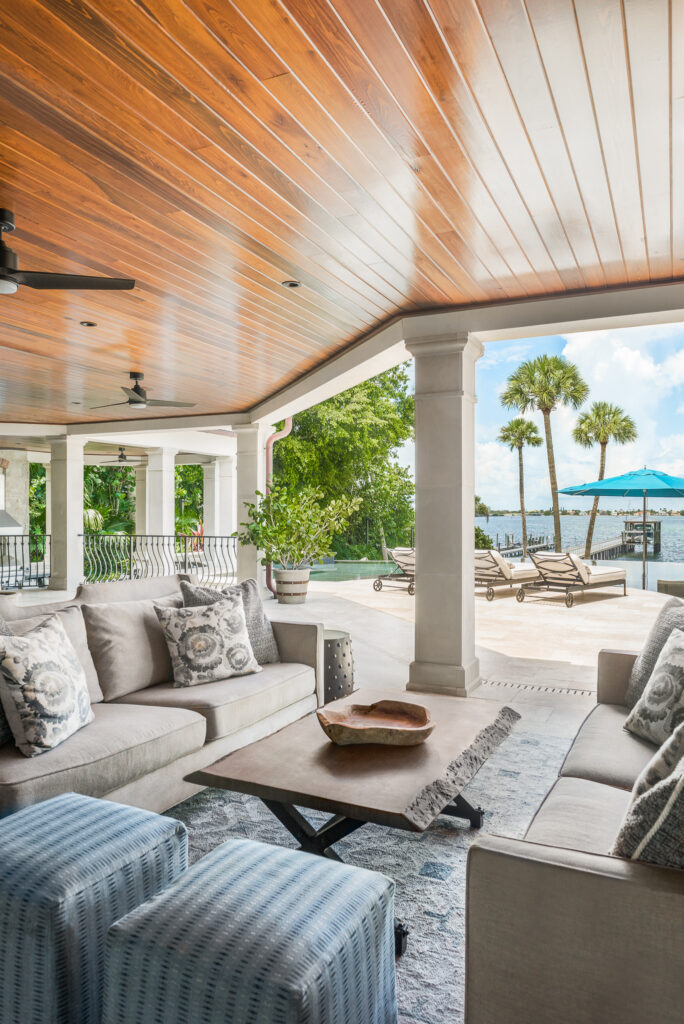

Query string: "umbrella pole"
[642, 490, 647, 590]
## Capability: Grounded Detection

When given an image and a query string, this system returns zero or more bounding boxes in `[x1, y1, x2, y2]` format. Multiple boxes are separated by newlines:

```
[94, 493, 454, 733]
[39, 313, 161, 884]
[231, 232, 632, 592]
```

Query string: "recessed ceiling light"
[79, 320, 97, 327]
[281, 280, 301, 289]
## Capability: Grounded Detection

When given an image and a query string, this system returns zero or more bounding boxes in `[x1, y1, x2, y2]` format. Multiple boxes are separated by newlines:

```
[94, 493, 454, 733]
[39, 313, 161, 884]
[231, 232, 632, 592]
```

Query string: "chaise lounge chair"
[474, 549, 540, 601]
[373, 547, 415, 595]
[527, 551, 627, 607]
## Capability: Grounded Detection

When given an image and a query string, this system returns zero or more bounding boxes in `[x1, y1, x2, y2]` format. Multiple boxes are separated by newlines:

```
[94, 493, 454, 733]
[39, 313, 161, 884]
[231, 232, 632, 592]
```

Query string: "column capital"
[405, 331, 484, 360]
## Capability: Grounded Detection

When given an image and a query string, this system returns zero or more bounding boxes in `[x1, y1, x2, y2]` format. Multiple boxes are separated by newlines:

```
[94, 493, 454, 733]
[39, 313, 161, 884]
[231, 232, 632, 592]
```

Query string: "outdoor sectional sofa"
[0, 575, 322, 815]
[466, 646, 684, 1024]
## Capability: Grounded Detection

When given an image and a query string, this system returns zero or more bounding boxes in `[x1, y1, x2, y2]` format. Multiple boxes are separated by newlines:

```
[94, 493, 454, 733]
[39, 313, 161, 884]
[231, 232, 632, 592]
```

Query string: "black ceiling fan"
[0, 209, 135, 295]
[100, 446, 145, 465]
[91, 372, 196, 411]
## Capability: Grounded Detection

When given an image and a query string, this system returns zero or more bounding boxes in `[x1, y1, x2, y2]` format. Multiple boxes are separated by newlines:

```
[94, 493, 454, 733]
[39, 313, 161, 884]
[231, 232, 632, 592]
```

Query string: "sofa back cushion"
[82, 595, 181, 701]
[75, 575, 191, 605]
[10, 605, 103, 703]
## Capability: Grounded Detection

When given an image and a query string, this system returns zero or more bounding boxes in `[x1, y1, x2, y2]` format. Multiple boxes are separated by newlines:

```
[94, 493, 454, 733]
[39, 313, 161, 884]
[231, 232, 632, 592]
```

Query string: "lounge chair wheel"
[565, 592, 574, 608]
[373, 579, 383, 592]
[486, 587, 495, 602]
[408, 582, 415, 596]
[516, 588, 525, 602]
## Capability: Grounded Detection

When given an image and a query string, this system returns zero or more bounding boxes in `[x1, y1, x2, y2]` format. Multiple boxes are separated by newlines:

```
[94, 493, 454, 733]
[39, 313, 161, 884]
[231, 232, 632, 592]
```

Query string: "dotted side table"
[323, 628, 355, 704]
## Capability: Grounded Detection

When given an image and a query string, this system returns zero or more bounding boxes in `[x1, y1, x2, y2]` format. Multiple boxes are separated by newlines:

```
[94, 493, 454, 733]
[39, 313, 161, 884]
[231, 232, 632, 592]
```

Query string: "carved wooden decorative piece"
[316, 699, 434, 746]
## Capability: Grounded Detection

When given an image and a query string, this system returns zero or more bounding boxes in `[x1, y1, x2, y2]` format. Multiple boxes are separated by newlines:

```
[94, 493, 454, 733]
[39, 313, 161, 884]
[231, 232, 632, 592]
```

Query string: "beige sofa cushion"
[0, 702, 205, 813]
[10, 605, 103, 703]
[114, 662, 316, 741]
[82, 595, 181, 701]
[75, 575, 190, 604]
[560, 703, 656, 790]
[525, 776, 632, 854]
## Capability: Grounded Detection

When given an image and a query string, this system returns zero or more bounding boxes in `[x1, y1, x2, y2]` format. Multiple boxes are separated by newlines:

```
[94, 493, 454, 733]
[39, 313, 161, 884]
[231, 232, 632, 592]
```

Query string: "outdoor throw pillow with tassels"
[0, 615, 93, 756]
[155, 593, 260, 687]
[625, 627, 684, 746]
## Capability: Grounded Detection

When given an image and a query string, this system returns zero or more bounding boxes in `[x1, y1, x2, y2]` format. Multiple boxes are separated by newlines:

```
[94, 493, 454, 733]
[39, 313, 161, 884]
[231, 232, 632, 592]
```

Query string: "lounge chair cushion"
[585, 565, 627, 584]
[559, 704, 656, 790]
[531, 551, 590, 584]
[525, 777, 631, 855]
[113, 662, 316, 741]
[474, 549, 513, 580]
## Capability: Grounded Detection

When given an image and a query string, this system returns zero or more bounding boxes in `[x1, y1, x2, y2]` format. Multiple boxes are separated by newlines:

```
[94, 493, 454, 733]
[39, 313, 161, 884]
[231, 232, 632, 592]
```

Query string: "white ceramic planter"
[273, 567, 311, 604]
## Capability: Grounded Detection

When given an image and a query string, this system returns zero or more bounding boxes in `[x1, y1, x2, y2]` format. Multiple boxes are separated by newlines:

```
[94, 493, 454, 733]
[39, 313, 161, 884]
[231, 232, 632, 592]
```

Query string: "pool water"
[311, 560, 398, 582]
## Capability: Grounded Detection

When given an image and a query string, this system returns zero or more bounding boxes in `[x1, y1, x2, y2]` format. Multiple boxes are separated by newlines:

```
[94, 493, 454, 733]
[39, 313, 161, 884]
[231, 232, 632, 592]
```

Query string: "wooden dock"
[497, 518, 660, 562]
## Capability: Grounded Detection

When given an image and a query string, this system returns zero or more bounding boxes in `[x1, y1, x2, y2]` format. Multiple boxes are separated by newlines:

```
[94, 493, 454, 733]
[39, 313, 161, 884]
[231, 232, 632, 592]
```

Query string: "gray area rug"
[169, 727, 571, 1024]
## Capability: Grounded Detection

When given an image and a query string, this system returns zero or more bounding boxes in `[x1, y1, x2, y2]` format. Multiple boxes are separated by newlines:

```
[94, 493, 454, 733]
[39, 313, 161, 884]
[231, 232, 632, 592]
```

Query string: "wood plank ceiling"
[0, 0, 679, 423]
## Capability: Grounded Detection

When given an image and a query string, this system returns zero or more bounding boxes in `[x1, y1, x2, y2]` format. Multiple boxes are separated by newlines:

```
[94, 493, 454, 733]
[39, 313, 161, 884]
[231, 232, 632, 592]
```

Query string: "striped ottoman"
[0, 792, 188, 1024]
[103, 838, 397, 1024]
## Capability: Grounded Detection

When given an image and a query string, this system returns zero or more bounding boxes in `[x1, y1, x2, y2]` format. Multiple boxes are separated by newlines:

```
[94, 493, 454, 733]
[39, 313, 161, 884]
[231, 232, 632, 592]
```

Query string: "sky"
[396, 323, 684, 512]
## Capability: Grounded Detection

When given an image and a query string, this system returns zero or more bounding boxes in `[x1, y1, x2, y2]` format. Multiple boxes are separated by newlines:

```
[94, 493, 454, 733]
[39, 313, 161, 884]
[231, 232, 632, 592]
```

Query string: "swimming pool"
[310, 560, 398, 582]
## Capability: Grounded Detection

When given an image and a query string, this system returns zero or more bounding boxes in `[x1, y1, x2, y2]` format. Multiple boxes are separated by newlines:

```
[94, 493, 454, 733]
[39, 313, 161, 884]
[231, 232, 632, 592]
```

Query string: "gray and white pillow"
[612, 759, 684, 868]
[624, 627, 684, 745]
[180, 579, 279, 665]
[155, 593, 260, 687]
[0, 615, 12, 747]
[0, 615, 94, 757]
[632, 721, 684, 799]
[626, 598, 684, 707]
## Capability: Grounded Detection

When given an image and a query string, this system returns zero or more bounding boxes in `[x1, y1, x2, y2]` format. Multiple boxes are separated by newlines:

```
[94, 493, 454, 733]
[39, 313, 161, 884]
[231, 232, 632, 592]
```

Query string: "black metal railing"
[82, 534, 237, 586]
[0, 534, 50, 589]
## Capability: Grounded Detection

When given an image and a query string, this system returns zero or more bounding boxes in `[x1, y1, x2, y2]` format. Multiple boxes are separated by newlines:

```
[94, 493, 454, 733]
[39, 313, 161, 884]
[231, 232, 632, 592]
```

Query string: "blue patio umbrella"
[559, 468, 684, 589]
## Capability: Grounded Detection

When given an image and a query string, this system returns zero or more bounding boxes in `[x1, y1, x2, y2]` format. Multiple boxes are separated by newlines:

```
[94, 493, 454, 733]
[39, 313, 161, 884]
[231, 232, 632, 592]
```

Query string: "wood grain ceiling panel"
[0, 0, 679, 424]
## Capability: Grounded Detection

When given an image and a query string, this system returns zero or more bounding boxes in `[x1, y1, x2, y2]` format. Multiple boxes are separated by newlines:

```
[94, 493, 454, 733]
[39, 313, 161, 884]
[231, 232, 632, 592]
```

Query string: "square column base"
[407, 658, 482, 698]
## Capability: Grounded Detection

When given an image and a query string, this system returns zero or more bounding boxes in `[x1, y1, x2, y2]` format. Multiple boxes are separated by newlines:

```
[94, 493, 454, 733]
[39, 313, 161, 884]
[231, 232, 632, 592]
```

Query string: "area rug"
[169, 726, 572, 1024]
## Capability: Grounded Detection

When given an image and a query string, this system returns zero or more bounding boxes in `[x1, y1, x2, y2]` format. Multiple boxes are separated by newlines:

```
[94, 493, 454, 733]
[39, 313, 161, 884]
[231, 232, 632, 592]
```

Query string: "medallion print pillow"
[632, 721, 684, 799]
[0, 615, 94, 757]
[624, 626, 684, 745]
[155, 593, 260, 687]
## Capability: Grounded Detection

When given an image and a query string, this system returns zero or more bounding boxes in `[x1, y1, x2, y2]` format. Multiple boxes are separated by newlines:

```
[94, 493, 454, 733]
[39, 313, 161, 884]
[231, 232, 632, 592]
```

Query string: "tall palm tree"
[498, 418, 543, 559]
[573, 401, 637, 557]
[501, 355, 588, 552]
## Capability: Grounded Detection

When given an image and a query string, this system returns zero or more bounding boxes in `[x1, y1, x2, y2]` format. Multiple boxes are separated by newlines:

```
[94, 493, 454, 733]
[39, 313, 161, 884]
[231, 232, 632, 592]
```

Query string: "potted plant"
[235, 485, 360, 603]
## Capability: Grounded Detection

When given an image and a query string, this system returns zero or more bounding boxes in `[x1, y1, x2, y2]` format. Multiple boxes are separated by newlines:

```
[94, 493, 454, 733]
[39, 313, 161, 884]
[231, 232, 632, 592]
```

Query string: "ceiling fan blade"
[146, 399, 197, 408]
[89, 401, 130, 410]
[10, 270, 135, 290]
[121, 386, 145, 401]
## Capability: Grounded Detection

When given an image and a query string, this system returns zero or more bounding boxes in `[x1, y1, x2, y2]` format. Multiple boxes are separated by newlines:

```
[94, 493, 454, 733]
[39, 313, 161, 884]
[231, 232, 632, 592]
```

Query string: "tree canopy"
[273, 365, 414, 558]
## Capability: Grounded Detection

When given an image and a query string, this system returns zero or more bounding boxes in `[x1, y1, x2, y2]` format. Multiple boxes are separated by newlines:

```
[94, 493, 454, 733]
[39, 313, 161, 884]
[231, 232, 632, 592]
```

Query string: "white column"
[202, 460, 220, 536]
[49, 437, 85, 592]
[234, 425, 273, 586]
[145, 448, 177, 535]
[134, 465, 148, 534]
[216, 455, 236, 535]
[406, 330, 483, 697]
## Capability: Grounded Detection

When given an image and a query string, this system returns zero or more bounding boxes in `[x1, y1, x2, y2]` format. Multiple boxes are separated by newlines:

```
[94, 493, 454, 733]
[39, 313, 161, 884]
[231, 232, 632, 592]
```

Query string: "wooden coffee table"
[187, 689, 519, 955]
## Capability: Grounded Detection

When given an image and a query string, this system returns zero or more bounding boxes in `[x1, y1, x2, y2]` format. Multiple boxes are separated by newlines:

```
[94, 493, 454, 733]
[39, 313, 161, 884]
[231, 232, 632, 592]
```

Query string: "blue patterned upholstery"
[0, 792, 187, 1024]
[103, 838, 397, 1024]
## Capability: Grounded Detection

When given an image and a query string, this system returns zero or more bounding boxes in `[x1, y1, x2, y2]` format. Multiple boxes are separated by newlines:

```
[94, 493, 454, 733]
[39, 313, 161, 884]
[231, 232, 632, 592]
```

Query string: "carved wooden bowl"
[317, 699, 434, 746]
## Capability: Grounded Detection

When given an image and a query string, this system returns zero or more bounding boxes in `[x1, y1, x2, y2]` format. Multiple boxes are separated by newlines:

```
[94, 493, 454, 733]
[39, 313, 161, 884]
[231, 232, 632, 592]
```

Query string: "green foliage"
[572, 402, 637, 449]
[83, 466, 136, 533]
[235, 484, 361, 568]
[475, 495, 491, 517]
[273, 365, 414, 558]
[175, 465, 203, 533]
[475, 525, 493, 549]
[498, 417, 543, 452]
[29, 464, 47, 536]
[501, 355, 589, 415]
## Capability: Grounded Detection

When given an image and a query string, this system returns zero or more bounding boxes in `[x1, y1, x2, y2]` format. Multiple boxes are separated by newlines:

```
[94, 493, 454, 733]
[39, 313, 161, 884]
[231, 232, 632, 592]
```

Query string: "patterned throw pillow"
[624, 627, 684, 745]
[0, 616, 94, 757]
[612, 759, 684, 868]
[632, 721, 684, 798]
[155, 594, 260, 688]
[626, 598, 684, 707]
[180, 579, 279, 665]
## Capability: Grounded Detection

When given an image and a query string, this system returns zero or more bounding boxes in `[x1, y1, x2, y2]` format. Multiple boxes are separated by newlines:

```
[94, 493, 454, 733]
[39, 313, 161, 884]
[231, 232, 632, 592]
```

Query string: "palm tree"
[501, 355, 589, 551]
[498, 418, 543, 559]
[573, 402, 637, 557]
